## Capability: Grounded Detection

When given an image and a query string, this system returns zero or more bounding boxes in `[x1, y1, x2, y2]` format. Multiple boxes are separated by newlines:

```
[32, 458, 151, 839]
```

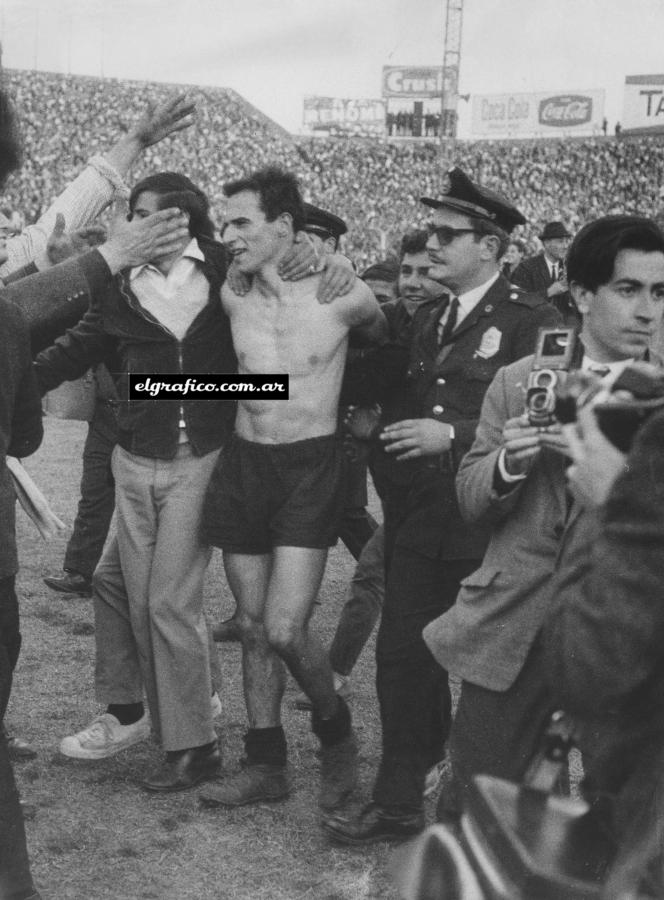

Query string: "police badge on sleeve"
[475, 326, 502, 359]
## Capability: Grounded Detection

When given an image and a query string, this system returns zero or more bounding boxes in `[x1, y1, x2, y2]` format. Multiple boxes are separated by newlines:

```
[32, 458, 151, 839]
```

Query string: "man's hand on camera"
[536, 421, 571, 456]
[380, 417, 453, 460]
[501, 414, 542, 475]
[98, 204, 189, 274]
[565, 405, 627, 508]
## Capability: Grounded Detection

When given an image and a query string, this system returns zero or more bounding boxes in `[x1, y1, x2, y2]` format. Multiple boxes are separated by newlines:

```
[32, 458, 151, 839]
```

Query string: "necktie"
[551, 262, 558, 283]
[438, 296, 460, 347]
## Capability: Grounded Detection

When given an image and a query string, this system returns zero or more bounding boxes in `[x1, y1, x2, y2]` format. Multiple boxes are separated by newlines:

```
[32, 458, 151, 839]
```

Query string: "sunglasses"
[427, 224, 478, 245]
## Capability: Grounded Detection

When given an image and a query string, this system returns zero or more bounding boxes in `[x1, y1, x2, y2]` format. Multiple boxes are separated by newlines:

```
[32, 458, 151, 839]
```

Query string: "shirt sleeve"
[0, 155, 129, 278]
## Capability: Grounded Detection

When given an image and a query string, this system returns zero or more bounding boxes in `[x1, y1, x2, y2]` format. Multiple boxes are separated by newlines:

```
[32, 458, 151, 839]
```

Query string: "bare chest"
[231, 295, 347, 376]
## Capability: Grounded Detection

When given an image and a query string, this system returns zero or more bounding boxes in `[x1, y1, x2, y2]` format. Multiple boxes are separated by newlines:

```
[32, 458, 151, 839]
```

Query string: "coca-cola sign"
[539, 95, 593, 127]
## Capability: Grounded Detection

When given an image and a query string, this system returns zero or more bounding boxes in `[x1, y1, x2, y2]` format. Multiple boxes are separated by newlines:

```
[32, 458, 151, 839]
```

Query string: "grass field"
[8, 416, 424, 900]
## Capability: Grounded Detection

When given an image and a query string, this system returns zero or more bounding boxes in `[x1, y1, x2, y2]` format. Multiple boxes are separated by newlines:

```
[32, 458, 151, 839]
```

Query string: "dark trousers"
[372, 538, 479, 815]
[0, 575, 36, 899]
[329, 524, 384, 676]
[64, 402, 117, 578]
[440, 639, 556, 819]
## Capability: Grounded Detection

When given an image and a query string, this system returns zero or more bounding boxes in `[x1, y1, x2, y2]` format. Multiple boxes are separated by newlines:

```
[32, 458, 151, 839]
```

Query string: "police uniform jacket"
[373, 275, 560, 562]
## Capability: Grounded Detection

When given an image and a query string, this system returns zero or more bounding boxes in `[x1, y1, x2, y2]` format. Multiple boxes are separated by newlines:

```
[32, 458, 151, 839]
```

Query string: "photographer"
[544, 396, 664, 899]
[423, 214, 664, 820]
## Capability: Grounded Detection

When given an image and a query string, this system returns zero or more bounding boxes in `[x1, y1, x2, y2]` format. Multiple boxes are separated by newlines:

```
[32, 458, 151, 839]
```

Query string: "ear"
[570, 281, 592, 315]
[278, 211, 293, 236]
[479, 233, 500, 261]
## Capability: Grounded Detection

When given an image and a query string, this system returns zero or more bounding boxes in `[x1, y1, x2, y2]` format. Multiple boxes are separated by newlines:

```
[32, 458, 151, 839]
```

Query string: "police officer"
[324, 167, 561, 845]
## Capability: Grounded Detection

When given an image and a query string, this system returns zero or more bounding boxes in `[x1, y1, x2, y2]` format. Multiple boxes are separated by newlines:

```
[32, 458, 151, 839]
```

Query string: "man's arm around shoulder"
[339, 279, 388, 344]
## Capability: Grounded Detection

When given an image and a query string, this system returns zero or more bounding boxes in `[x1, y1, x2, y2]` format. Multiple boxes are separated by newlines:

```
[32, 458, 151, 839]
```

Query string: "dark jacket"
[511, 254, 581, 328]
[0, 297, 44, 577]
[544, 408, 664, 824]
[34, 239, 237, 460]
[511, 253, 553, 294]
[373, 276, 561, 560]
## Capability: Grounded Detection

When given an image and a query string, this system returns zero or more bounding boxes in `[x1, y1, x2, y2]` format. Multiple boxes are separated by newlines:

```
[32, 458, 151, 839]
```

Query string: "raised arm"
[0, 92, 195, 278]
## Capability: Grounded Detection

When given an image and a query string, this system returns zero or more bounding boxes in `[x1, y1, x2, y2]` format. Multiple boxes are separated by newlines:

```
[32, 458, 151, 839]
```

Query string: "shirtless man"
[199, 167, 386, 811]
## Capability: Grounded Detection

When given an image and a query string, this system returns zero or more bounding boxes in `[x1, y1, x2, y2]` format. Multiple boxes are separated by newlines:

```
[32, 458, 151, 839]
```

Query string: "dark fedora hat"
[539, 221, 571, 241]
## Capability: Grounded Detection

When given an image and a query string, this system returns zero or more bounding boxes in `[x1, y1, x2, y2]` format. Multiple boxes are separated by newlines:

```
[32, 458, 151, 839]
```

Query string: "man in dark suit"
[324, 167, 560, 845]
[511, 221, 580, 326]
[511, 220, 571, 295]
[425, 215, 664, 821]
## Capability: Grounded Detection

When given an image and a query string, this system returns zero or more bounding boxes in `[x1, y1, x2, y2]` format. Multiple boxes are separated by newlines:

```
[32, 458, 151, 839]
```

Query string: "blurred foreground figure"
[545, 397, 664, 899]
[0, 88, 44, 900]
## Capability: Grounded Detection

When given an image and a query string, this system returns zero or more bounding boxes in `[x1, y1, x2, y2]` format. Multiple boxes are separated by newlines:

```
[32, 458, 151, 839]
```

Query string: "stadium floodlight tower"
[440, 0, 464, 167]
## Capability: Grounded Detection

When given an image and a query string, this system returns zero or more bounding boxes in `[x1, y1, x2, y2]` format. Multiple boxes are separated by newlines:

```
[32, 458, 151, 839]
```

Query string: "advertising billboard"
[471, 90, 605, 138]
[302, 97, 386, 134]
[622, 75, 664, 133]
[381, 66, 458, 106]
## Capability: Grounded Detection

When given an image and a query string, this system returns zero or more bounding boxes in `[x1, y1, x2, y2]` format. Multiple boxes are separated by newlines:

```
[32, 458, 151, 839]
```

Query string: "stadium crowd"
[0, 65, 663, 900]
[5, 68, 664, 268]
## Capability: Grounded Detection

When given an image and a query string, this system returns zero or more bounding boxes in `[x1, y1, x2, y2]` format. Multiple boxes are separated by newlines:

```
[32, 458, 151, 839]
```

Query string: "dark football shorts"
[201, 432, 348, 554]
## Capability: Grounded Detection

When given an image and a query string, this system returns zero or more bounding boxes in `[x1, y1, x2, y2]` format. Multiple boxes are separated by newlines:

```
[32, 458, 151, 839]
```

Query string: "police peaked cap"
[421, 166, 526, 234]
[303, 202, 348, 241]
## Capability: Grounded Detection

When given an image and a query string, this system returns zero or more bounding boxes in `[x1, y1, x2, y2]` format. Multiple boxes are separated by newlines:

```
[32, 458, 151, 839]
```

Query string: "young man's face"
[222, 190, 284, 274]
[574, 248, 664, 362]
[398, 251, 439, 306]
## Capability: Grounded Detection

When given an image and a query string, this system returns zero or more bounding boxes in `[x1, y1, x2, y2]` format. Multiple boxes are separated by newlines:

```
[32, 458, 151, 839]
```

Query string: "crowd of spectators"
[4, 67, 664, 269]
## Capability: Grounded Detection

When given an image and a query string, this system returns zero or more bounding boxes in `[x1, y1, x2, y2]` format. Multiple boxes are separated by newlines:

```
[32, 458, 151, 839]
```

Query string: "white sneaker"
[59, 713, 150, 760]
[210, 692, 222, 719]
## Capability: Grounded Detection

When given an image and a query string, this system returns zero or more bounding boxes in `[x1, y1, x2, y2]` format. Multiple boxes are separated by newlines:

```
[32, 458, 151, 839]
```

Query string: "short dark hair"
[223, 166, 305, 233]
[129, 172, 215, 240]
[399, 229, 429, 260]
[472, 217, 510, 259]
[0, 90, 22, 189]
[567, 215, 664, 292]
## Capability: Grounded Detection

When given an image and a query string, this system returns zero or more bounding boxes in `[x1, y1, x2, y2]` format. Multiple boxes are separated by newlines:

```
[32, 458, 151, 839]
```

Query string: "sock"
[106, 702, 144, 726]
[244, 726, 287, 768]
[312, 695, 352, 747]
[166, 740, 216, 760]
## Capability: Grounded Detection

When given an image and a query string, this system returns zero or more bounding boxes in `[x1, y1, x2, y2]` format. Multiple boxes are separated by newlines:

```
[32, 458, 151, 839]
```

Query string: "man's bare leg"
[263, 547, 337, 718]
[260, 546, 357, 810]
[200, 551, 291, 808]
[223, 552, 285, 728]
